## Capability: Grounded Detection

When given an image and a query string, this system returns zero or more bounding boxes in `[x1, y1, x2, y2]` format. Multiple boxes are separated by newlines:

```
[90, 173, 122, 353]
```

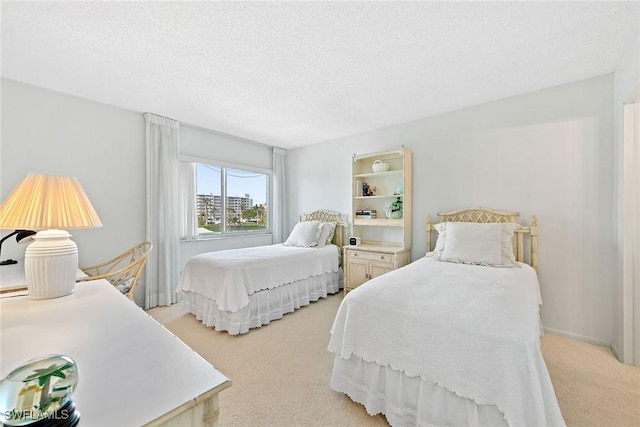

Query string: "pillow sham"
[431, 221, 519, 267]
[316, 221, 337, 248]
[283, 221, 323, 247]
[431, 222, 447, 257]
[499, 223, 520, 266]
[440, 222, 503, 265]
[110, 276, 134, 294]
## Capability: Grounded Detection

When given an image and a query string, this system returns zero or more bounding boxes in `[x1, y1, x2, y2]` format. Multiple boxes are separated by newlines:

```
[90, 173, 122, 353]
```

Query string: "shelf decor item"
[0, 354, 80, 426]
[355, 210, 377, 219]
[386, 197, 403, 219]
[371, 160, 389, 173]
[361, 182, 377, 197]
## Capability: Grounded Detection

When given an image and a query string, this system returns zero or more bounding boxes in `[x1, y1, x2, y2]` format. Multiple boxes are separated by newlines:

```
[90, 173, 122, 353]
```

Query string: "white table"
[0, 262, 87, 294]
[0, 280, 231, 426]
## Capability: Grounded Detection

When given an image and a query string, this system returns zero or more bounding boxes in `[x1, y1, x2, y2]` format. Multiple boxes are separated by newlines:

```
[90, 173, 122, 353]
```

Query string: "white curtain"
[633, 103, 640, 367]
[180, 161, 198, 240]
[144, 113, 181, 309]
[272, 147, 288, 243]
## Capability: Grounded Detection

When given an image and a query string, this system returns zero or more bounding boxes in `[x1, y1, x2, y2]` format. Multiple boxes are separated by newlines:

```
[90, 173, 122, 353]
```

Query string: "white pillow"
[283, 221, 323, 247]
[110, 276, 134, 294]
[499, 223, 520, 266]
[316, 222, 337, 248]
[429, 221, 519, 267]
[431, 222, 447, 257]
[440, 222, 503, 265]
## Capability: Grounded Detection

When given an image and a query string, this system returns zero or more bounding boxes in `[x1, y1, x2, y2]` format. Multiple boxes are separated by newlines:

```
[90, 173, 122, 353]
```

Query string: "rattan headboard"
[300, 209, 346, 248]
[426, 207, 538, 270]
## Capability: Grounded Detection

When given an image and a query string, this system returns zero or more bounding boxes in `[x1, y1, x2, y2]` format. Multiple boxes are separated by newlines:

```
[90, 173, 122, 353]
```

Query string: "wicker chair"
[76, 242, 152, 300]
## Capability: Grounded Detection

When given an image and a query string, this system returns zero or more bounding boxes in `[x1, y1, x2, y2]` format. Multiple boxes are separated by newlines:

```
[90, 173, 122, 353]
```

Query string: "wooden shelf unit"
[345, 147, 412, 293]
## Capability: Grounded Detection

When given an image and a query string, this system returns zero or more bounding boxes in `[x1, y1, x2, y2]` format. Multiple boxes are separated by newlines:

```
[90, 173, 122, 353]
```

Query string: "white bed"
[178, 209, 346, 335]
[328, 207, 565, 427]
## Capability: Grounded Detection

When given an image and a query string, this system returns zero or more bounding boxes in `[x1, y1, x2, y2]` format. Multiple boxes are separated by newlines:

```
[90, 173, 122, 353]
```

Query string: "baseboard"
[610, 341, 622, 361]
[543, 327, 611, 348]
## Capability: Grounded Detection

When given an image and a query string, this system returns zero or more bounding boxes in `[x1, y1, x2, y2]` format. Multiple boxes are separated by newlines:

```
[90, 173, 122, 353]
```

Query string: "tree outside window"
[194, 163, 269, 236]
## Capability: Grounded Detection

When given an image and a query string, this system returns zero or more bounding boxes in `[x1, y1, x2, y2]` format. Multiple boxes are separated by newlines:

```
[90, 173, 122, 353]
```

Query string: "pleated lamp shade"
[0, 174, 102, 230]
[0, 174, 102, 299]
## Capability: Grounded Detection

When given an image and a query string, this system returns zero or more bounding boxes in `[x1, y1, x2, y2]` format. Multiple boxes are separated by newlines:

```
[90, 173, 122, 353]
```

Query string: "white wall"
[288, 75, 616, 346]
[613, 30, 640, 363]
[0, 79, 274, 305]
[181, 125, 273, 170]
[0, 74, 623, 345]
[1, 78, 146, 268]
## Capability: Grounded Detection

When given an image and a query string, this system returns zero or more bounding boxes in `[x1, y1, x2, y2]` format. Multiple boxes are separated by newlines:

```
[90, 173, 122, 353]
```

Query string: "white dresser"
[0, 280, 231, 426]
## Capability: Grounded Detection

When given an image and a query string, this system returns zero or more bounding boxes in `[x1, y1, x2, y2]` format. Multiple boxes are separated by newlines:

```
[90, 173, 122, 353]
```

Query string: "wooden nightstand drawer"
[347, 250, 394, 266]
[343, 246, 411, 293]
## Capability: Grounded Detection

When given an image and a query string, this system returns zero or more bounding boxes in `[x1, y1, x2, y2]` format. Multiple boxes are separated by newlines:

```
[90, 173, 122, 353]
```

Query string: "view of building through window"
[195, 163, 269, 235]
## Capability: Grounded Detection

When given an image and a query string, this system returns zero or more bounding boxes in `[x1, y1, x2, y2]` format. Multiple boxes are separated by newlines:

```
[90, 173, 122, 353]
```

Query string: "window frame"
[183, 155, 272, 239]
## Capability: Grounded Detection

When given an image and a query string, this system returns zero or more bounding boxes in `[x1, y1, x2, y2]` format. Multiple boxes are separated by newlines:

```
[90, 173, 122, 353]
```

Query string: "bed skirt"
[330, 355, 508, 427]
[182, 270, 342, 335]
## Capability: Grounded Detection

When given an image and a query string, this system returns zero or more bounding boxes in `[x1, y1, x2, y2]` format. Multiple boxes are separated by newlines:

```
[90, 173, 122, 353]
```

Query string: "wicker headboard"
[300, 209, 346, 248]
[426, 207, 538, 270]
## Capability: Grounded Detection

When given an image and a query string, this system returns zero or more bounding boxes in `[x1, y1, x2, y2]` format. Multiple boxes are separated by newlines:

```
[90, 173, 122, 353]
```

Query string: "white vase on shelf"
[386, 205, 402, 219]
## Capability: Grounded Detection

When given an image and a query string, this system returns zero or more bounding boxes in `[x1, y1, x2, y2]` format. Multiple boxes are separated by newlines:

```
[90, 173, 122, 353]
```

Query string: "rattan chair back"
[76, 242, 153, 300]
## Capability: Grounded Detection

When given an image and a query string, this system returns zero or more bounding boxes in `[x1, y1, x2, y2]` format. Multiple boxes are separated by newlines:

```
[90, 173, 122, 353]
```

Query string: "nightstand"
[343, 244, 410, 293]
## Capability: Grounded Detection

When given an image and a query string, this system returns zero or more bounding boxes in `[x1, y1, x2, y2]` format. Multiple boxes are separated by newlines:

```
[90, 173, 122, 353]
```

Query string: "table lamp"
[0, 174, 102, 299]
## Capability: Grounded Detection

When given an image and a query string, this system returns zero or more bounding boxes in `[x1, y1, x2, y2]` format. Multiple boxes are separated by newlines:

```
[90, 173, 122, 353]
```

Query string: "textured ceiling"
[2, 1, 639, 149]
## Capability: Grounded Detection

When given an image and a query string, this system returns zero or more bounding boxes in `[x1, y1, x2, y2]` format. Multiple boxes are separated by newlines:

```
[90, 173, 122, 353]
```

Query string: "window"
[195, 163, 269, 236]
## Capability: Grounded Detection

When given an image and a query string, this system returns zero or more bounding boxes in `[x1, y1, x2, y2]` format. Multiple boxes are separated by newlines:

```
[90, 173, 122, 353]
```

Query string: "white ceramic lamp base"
[25, 229, 78, 300]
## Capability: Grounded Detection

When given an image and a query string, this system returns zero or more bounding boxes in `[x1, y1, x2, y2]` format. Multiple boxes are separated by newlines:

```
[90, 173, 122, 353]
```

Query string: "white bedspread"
[177, 244, 339, 312]
[328, 257, 564, 427]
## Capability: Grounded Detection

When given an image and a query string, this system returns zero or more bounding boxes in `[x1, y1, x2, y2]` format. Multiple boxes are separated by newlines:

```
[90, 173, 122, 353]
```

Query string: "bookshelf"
[344, 147, 412, 292]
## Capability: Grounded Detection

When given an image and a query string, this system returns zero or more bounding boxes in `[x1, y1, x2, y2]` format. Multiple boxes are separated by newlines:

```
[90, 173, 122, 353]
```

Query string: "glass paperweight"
[0, 354, 80, 426]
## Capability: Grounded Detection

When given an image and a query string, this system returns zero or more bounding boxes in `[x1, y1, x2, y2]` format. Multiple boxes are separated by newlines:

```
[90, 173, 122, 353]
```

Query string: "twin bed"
[328, 207, 565, 427]
[179, 205, 564, 426]
[178, 209, 345, 335]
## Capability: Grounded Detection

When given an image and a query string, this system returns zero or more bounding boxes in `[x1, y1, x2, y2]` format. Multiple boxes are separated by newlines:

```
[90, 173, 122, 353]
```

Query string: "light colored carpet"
[148, 293, 640, 427]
